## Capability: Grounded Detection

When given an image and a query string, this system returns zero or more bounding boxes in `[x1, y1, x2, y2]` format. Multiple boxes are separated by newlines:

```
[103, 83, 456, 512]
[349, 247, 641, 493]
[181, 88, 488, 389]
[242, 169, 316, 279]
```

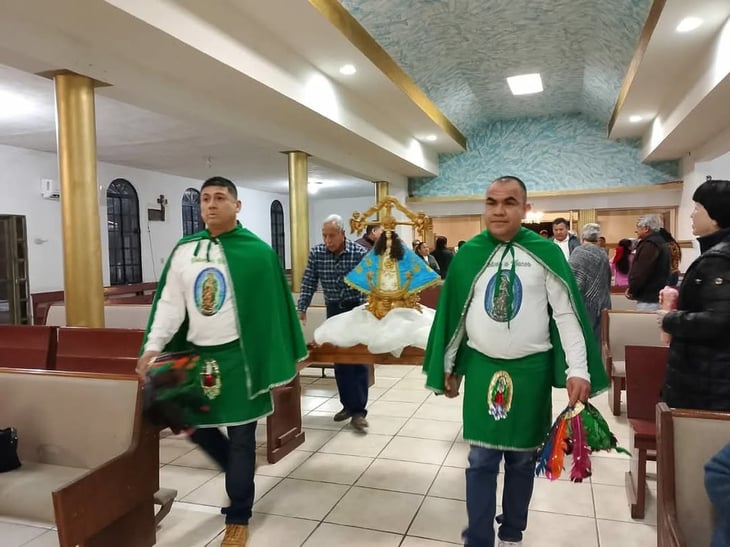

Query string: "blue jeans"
[326, 301, 368, 416]
[706, 443, 730, 547]
[189, 422, 257, 525]
[464, 446, 537, 546]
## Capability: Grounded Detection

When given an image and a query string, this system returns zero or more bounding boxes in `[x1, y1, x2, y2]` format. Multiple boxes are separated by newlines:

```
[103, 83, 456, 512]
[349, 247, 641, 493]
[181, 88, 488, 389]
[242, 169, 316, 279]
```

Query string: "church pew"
[624, 344, 669, 519]
[657, 403, 730, 547]
[55, 327, 144, 374]
[0, 324, 56, 369]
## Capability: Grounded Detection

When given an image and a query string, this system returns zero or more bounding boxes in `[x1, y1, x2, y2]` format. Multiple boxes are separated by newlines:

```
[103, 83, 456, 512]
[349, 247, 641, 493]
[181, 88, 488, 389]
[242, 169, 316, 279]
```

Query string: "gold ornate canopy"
[349, 196, 435, 319]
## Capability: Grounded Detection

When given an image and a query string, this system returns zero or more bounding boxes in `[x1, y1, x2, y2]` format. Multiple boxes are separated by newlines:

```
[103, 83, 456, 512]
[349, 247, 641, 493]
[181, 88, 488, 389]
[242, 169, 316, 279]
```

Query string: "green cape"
[423, 227, 607, 395]
[142, 223, 307, 400]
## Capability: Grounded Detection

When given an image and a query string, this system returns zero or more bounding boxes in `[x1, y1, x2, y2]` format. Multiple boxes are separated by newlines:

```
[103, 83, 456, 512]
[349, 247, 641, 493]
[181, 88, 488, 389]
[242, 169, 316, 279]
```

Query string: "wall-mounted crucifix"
[148, 194, 168, 221]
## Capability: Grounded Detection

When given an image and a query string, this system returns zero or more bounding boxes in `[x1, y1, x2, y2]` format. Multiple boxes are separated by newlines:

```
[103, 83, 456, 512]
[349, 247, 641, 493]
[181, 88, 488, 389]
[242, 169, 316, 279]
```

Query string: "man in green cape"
[137, 176, 307, 547]
[423, 176, 607, 547]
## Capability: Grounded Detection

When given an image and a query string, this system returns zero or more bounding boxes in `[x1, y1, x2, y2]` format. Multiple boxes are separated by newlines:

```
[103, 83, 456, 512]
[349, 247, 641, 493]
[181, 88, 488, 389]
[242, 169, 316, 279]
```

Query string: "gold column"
[54, 72, 105, 327]
[374, 181, 389, 221]
[577, 209, 598, 236]
[287, 151, 309, 292]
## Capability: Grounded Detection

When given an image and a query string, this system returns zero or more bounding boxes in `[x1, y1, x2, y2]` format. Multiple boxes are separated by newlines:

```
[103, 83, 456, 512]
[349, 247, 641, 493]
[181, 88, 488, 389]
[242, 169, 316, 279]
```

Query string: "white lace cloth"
[313, 305, 436, 357]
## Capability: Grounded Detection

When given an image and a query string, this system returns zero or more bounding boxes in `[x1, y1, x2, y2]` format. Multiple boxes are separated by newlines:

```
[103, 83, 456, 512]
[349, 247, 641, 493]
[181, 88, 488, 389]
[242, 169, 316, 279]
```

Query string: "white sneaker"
[498, 542, 522, 547]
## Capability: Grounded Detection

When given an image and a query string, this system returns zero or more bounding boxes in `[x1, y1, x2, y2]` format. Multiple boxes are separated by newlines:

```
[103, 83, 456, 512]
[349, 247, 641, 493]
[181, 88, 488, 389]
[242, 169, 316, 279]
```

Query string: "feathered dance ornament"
[536, 401, 629, 482]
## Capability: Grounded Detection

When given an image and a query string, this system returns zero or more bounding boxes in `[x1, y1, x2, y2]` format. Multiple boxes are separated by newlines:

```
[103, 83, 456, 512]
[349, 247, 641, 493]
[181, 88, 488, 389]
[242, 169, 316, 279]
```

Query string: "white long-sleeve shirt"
[464, 245, 590, 381]
[144, 240, 238, 353]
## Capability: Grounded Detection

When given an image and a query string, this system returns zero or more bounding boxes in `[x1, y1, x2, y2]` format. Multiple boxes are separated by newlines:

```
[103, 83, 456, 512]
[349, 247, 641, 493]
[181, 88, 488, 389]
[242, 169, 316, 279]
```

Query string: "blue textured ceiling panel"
[341, 0, 651, 134]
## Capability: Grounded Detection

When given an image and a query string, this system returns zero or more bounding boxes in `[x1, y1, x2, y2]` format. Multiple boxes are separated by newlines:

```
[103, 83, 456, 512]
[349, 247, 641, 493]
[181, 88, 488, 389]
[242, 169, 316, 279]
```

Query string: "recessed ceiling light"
[424, 134, 437, 142]
[676, 16, 702, 33]
[629, 115, 643, 123]
[506, 73, 543, 96]
[339, 64, 357, 75]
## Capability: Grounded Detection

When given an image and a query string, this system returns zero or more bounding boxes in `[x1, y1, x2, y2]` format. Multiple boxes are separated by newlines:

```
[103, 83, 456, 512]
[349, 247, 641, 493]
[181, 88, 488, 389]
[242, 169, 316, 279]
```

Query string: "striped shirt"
[297, 240, 367, 312]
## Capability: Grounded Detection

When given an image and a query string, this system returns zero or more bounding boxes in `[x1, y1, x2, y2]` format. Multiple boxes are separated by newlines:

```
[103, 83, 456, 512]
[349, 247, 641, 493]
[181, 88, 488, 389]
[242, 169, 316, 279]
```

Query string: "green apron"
[462, 346, 552, 450]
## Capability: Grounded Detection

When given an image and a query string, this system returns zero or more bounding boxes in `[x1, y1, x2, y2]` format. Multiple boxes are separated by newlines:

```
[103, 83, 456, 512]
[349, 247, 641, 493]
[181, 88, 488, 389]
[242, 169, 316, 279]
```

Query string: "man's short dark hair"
[201, 176, 238, 199]
[365, 224, 380, 236]
[553, 217, 570, 228]
[491, 175, 527, 199]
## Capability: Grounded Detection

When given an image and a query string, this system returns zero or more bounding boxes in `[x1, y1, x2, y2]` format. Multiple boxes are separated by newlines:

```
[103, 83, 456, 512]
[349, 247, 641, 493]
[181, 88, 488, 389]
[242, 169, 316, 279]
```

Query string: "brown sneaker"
[221, 524, 248, 546]
[333, 408, 352, 422]
[350, 415, 369, 433]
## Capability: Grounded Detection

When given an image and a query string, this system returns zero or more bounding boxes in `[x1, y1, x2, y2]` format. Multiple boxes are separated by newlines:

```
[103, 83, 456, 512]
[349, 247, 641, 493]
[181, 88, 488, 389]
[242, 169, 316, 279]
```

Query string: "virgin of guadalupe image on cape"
[313, 196, 441, 356]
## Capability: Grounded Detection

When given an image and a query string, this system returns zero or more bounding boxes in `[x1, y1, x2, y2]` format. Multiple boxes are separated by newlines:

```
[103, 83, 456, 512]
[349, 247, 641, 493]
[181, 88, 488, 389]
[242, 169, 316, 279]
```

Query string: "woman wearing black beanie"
[659, 178, 730, 411]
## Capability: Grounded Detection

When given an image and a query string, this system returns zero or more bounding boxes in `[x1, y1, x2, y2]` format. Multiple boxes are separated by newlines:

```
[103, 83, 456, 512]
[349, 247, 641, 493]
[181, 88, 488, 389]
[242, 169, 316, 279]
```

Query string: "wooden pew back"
[0, 325, 56, 369]
[603, 310, 662, 363]
[657, 403, 730, 547]
[46, 303, 151, 329]
[55, 327, 144, 374]
[625, 345, 669, 421]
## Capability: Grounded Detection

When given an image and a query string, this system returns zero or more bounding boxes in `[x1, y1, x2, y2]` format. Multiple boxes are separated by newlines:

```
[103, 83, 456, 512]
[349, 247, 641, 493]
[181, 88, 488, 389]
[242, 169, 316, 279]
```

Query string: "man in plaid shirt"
[297, 214, 370, 432]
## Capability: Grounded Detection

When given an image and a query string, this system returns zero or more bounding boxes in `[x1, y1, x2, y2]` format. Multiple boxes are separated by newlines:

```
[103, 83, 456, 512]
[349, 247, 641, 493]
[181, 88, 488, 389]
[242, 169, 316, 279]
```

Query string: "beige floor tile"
[380, 437, 452, 465]
[302, 522, 402, 546]
[374, 377, 401, 389]
[401, 537, 461, 547]
[255, 449, 312, 477]
[290, 452, 373, 484]
[592, 483, 656, 525]
[379, 389, 431, 404]
[590, 454, 630, 486]
[302, 385, 339, 398]
[406, 367, 427, 378]
[182, 473, 281, 507]
[530, 475, 594, 517]
[325, 486, 423, 534]
[375, 364, 415, 378]
[443, 442, 470, 468]
[19, 530, 60, 547]
[159, 466, 221, 499]
[414, 403, 463, 422]
[317, 398, 347, 413]
[597, 518, 658, 546]
[310, 377, 338, 387]
[409, 496, 467, 544]
[254, 478, 348, 520]
[398, 418, 462, 441]
[368, 400, 421, 418]
[298, 374, 319, 384]
[301, 395, 331, 411]
[222, 513, 318, 547]
[357, 458, 439, 494]
[297, 428, 338, 452]
[320, 431, 393, 457]
[301, 410, 347, 431]
[0, 522, 48, 547]
[160, 439, 195, 464]
[393, 377, 429, 390]
[368, 387, 388, 401]
[171, 447, 220, 470]
[428, 466, 466, 501]
[349, 415, 407, 436]
[521, 510, 598, 547]
[156, 505, 224, 547]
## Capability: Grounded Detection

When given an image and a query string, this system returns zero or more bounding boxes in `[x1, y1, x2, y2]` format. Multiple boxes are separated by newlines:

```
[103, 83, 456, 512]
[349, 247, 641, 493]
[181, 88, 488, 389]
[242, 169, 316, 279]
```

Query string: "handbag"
[0, 427, 21, 472]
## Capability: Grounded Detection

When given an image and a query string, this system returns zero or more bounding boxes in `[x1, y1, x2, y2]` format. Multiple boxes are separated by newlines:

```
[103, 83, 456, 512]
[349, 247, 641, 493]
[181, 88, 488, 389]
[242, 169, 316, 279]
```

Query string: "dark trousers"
[189, 422, 257, 525]
[326, 301, 368, 416]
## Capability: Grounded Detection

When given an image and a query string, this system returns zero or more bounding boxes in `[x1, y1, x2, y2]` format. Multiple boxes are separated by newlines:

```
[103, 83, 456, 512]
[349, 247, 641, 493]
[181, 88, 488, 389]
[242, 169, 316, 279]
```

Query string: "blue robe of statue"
[345, 246, 440, 296]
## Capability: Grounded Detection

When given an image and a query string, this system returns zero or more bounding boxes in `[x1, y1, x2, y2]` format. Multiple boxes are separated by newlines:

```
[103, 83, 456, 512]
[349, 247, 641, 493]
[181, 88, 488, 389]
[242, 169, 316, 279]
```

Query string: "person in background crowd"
[551, 217, 579, 260]
[659, 227, 682, 286]
[569, 223, 612, 345]
[705, 443, 730, 547]
[354, 224, 382, 251]
[431, 235, 454, 279]
[456, 239, 467, 252]
[297, 215, 370, 432]
[611, 238, 634, 287]
[539, 229, 549, 238]
[414, 240, 441, 273]
[659, 179, 730, 411]
[627, 214, 670, 310]
[598, 236, 608, 254]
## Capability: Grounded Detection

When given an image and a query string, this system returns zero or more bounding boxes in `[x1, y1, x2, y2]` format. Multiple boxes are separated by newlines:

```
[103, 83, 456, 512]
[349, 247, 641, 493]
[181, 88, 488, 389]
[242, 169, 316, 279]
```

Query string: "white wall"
[677, 150, 730, 270]
[308, 195, 375, 246]
[0, 144, 291, 292]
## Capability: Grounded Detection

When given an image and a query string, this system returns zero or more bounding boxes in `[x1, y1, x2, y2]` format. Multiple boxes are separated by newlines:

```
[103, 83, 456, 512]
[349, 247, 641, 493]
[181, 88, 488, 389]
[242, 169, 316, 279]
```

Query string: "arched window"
[270, 200, 285, 268]
[182, 188, 203, 235]
[106, 179, 142, 285]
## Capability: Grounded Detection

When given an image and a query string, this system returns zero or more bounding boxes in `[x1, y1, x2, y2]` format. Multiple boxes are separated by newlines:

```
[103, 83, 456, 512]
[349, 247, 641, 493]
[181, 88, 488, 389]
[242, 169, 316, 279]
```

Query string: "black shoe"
[350, 415, 369, 433]
[333, 408, 352, 422]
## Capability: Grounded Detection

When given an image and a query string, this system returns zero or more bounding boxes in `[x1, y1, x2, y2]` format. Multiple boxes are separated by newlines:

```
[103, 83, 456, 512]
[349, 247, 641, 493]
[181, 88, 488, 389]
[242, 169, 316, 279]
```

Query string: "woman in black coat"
[659, 179, 730, 411]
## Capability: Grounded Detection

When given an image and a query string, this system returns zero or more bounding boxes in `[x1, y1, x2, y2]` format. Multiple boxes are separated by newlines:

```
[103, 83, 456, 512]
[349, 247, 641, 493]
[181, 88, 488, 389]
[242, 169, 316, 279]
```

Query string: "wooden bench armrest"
[52, 421, 159, 547]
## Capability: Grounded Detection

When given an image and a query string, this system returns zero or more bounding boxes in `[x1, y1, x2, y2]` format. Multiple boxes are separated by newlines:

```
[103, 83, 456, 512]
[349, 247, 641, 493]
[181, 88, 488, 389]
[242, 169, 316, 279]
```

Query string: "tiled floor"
[1, 365, 657, 546]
